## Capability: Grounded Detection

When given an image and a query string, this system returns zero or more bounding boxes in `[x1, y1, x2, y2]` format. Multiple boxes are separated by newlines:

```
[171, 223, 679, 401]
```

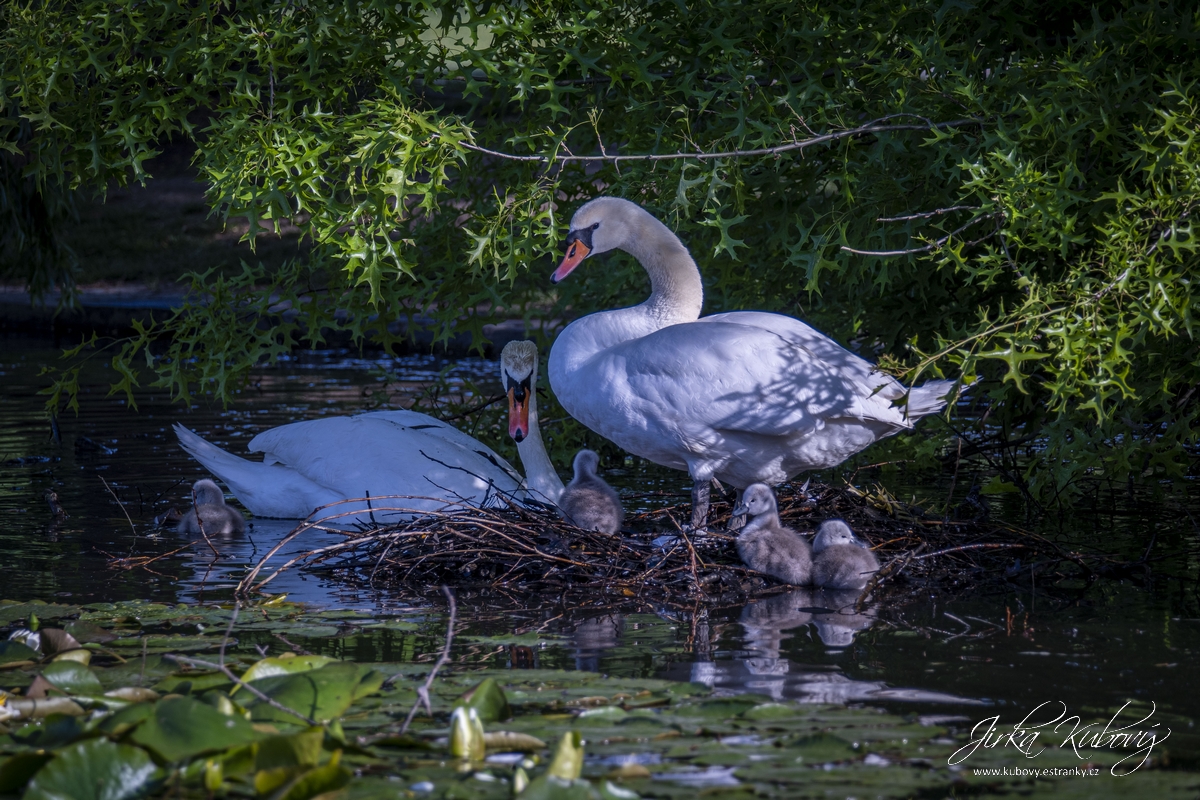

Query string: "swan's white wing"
[353, 410, 524, 484]
[699, 312, 905, 403]
[247, 415, 523, 512]
[581, 317, 910, 441]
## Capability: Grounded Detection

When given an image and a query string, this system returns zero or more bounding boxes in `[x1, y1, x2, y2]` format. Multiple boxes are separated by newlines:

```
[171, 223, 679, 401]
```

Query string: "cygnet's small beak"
[507, 386, 529, 443]
[731, 503, 749, 518]
[551, 239, 590, 283]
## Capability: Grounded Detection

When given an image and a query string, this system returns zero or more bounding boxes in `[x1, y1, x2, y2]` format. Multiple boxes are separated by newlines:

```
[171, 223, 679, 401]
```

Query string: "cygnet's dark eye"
[591, 222, 600, 230]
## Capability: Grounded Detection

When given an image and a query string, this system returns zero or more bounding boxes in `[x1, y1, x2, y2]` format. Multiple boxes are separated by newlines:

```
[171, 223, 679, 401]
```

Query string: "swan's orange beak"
[551, 239, 590, 283]
[507, 385, 529, 443]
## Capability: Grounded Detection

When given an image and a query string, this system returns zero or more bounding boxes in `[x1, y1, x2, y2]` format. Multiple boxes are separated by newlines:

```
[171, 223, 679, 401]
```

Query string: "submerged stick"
[399, 586, 457, 733]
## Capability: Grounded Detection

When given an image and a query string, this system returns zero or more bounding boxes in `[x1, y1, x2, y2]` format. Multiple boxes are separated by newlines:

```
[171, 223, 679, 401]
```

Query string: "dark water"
[3, 342, 1200, 735]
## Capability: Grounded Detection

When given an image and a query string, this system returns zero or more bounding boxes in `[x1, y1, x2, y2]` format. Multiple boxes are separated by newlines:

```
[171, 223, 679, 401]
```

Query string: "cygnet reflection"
[569, 613, 624, 672]
[810, 588, 876, 648]
[678, 589, 881, 703]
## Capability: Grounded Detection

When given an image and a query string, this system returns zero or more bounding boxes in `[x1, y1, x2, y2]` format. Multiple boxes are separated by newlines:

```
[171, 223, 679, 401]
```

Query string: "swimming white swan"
[547, 197, 959, 528]
[174, 341, 564, 524]
[178, 478, 246, 535]
[811, 519, 880, 591]
[558, 449, 624, 533]
[731, 483, 812, 585]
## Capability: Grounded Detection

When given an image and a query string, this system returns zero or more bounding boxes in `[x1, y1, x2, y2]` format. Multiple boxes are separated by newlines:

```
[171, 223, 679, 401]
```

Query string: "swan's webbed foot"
[690, 479, 710, 532]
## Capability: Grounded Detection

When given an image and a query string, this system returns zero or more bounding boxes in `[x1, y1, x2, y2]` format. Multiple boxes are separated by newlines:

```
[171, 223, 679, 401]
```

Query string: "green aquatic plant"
[0, 598, 1197, 797]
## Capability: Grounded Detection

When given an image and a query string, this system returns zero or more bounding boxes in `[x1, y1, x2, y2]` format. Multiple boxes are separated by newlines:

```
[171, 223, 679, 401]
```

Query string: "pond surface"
[2, 339, 1200, 739]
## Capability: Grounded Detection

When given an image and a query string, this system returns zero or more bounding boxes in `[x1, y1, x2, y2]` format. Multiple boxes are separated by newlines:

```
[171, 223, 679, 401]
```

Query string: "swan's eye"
[591, 222, 600, 230]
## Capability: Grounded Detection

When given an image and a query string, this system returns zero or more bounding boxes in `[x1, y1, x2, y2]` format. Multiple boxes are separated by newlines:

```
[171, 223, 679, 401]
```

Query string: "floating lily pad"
[242, 661, 384, 724]
[22, 738, 157, 800]
[41, 660, 104, 695]
[456, 677, 511, 723]
[129, 696, 269, 762]
[237, 655, 335, 688]
[0, 640, 39, 665]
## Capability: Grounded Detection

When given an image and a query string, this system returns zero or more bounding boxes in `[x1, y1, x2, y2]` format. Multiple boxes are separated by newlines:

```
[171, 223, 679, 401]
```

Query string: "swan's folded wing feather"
[247, 416, 523, 504]
[700, 312, 905, 401]
[602, 319, 908, 439]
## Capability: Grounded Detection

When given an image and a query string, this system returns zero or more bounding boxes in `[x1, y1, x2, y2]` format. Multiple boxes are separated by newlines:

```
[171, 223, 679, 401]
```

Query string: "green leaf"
[0, 751, 55, 795]
[455, 677, 511, 723]
[235, 655, 335, 693]
[23, 739, 158, 800]
[546, 731, 584, 781]
[241, 662, 384, 724]
[129, 696, 269, 762]
[41, 660, 104, 695]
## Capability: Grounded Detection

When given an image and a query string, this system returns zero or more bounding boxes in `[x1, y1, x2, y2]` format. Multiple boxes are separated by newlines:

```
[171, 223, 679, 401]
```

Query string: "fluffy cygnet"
[811, 519, 879, 590]
[177, 478, 245, 535]
[731, 483, 811, 585]
[558, 450, 624, 533]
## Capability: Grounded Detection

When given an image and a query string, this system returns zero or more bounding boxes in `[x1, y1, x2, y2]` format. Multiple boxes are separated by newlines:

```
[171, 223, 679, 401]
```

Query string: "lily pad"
[242, 661, 384, 724]
[23, 738, 158, 800]
[0, 640, 40, 665]
[41, 660, 104, 695]
[129, 696, 269, 762]
[236, 655, 335, 688]
[456, 677, 511, 723]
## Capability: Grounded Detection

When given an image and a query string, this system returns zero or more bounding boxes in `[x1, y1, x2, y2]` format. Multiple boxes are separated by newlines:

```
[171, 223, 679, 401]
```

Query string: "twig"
[100, 476, 137, 552]
[164, 653, 318, 726]
[456, 115, 981, 164]
[876, 205, 979, 223]
[911, 543, 1028, 560]
[399, 586, 457, 733]
[191, 484, 221, 557]
[219, 603, 239, 669]
[842, 212, 1000, 256]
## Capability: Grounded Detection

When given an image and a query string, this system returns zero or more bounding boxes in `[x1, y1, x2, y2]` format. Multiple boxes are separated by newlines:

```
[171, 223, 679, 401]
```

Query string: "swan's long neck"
[517, 375, 565, 504]
[624, 215, 704, 327]
[552, 210, 704, 373]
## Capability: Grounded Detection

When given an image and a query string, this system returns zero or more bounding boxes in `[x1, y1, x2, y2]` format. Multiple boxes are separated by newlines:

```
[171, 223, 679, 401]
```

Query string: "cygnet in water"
[178, 479, 245, 535]
[731, 483, 811, 585]
[811, 519, 879, 590]
[558, 449, 624, 533]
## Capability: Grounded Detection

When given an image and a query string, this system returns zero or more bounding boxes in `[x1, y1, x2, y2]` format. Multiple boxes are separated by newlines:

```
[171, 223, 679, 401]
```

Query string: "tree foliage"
[3, 0, 1198, 501]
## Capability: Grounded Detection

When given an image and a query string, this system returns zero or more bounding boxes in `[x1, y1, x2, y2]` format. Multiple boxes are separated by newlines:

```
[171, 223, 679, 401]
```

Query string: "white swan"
[547, 197, 959, 528]
[174, 341, 564, 525]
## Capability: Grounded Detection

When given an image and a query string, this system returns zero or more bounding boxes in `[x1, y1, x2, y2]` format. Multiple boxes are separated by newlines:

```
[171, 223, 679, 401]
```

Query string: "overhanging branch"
[457, 115, 982, 165]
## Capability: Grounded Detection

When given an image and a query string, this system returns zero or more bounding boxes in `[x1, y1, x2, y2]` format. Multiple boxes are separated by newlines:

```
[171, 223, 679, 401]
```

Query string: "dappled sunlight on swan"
[548, 197, 960, 528]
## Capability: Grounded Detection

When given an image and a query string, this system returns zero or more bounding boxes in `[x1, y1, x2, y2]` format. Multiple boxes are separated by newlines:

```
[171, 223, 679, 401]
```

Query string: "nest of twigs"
[237, 481, 1139, 611]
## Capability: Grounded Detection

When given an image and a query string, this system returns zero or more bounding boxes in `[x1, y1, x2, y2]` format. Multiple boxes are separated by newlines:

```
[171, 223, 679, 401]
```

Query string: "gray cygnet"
[558, 450, 624, 534]
[731, 483, 811, 585]
[177, 478, 246, 535]
[811, 519, 879, 590]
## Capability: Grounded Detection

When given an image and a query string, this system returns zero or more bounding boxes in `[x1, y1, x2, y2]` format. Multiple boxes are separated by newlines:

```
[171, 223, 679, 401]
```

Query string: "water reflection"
[660, 590, 983, 705]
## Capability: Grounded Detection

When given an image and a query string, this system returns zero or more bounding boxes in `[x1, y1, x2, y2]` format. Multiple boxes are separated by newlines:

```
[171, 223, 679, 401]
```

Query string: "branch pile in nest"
[236, 482, 1130, 611]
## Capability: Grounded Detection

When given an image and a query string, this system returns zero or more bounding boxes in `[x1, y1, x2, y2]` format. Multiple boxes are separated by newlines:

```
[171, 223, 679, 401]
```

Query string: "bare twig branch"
[842, 212, 1000, 256]
[399, 586, 457, 733]
[876, 205, 979, 223]
[457, 115, 981, 164]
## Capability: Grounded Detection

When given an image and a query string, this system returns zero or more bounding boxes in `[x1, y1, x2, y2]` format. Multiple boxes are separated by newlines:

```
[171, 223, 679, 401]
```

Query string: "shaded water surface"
[2, 342, 1200, 730]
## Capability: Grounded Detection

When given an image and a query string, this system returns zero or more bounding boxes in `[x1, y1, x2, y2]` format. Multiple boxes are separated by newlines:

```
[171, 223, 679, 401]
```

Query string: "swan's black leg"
[691, 479, 710, 530]
[729, 488, 746, 531]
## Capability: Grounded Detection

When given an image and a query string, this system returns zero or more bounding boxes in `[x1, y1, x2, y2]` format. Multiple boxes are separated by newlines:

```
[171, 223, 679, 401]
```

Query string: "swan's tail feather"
[173, 424, 255, 482]
[173, 424, 278, 516]
[904, 379, 961, 419]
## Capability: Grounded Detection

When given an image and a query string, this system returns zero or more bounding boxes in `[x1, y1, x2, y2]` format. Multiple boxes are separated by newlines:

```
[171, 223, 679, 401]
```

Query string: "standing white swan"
[174, 341, 564, 524]
[547, 197, 959, 528]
